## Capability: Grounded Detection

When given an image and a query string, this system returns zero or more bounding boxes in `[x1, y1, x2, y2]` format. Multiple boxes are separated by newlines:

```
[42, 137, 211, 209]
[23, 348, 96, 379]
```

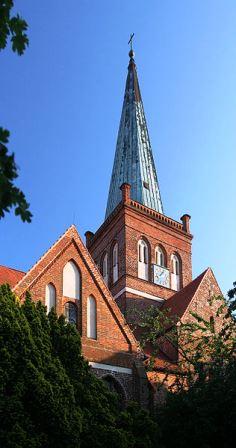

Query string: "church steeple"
[105, 46, 163, 219]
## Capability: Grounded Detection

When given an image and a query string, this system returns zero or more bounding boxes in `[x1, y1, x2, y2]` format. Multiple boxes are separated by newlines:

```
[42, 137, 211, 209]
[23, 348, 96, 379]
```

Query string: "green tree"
[0, 1, 32, 222]
[156, 356, 236, 448]
[0, 285, 159, 448]
[131, 286, 236, 447]
[131, 289, 235, 385]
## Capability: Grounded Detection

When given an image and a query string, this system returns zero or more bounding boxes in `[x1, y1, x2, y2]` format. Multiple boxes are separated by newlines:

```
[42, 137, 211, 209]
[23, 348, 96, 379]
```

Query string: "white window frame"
[155, 246, 165, 267]
[65, 302, 77, 325]
[171, 254, 181, 291]
[63, 260, 80, 299]
[112, 243, 118, 283]
[45, 283, 56, 313]
[138, 240, 149, 280]
[102, 253, 108, 285]
[87, 296, 97, 339]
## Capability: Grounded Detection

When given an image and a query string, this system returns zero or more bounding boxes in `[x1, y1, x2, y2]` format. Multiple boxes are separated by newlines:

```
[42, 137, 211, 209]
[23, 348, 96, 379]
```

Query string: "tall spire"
[105, 45, 163, 219]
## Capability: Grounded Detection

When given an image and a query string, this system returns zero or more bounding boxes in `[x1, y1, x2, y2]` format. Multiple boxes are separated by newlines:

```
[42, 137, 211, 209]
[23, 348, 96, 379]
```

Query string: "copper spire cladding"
[105, 48, 163, 219]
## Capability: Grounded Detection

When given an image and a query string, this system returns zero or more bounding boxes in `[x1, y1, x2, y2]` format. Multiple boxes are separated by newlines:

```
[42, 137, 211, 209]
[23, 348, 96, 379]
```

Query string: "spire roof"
[105, 49, 163, 219]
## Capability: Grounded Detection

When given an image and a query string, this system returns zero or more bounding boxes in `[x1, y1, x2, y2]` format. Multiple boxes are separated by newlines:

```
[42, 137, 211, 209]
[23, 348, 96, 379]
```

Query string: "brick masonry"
[13, 226, 148, 404]
[87, 184, 193, 321]
[2, 192, 223, 406]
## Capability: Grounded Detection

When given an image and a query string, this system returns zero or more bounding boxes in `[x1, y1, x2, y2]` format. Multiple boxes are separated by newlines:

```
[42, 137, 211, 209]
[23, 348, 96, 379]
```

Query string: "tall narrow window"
[138, 239, 149, 280]
[87, 296, 97, 339]
[171, 254, 181, 291]
[65, 302, 77, 325]
[155, 246, 166, 267]
[102, 253, 108, 285]
[112, 243, 118, 283]
[63, 260, 80, 299]
[45, 283, 56, 312]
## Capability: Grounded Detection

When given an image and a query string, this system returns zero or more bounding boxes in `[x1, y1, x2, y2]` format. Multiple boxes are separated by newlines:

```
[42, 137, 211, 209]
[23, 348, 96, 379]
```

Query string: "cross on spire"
[128, 33, 134, 51]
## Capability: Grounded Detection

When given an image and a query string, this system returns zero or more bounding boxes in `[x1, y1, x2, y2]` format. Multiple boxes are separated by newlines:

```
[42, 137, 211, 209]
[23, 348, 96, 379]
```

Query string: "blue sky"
[1, 0, 236, 294]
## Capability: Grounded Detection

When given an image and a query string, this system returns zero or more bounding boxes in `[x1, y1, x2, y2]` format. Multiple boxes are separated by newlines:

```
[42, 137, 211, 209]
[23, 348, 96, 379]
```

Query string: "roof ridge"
[161, 269, 210, 319]
[181, 268, 210, 320]
[13, 225, 75, 291]
[0, 264, 25, 274]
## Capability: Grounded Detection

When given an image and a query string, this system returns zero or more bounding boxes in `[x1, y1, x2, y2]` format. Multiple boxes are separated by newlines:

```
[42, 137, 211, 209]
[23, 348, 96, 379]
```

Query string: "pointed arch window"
[171, 254, 181, 291]
[87, 296, 97, 339]
[45, 283, 56, 313]
[102, 253, 108, 285]
[102, 375, 126, 409]
[65, 302, 77, 325]
[63, 260, 80, 299]
[155, 246, 166, 267]
[112, 243, 119, 283]
[138, 239, 149, 280]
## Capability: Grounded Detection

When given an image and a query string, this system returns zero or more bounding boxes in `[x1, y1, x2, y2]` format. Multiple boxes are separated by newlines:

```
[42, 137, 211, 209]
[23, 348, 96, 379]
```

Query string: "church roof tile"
[0, 265, 25, 288]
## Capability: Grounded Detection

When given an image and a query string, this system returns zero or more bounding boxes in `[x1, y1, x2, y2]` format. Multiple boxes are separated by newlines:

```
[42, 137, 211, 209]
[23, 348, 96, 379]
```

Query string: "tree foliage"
[0, 0, 29, 55]
[0, 128, 32, 222]
[0, 285, 159, 448]
[0, 1, 32, 222]
[1, 281, 235, 447]
[131, 290, 235, 384]
[156, 356, 236, 448]
[131, 285, 236, 447]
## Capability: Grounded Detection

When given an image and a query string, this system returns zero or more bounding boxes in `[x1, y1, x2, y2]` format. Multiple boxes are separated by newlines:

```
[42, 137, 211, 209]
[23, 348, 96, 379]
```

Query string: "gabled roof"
[162, 269, 209, 318]
[0, 265, 25, 288]
[105, 50, 163, 218]
[13, 225, 140, 352]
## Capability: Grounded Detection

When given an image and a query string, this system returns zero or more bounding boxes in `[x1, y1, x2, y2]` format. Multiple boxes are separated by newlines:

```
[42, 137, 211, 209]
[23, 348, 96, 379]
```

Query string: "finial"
[128, 33, 135, 59]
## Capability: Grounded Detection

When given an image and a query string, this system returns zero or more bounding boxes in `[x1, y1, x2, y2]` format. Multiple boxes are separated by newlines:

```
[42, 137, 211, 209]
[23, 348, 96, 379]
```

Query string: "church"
[0, 47, 222, 406]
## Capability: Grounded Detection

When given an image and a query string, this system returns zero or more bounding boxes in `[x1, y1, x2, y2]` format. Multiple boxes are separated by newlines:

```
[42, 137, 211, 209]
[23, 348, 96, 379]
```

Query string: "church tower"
[85, 48, 193, 316]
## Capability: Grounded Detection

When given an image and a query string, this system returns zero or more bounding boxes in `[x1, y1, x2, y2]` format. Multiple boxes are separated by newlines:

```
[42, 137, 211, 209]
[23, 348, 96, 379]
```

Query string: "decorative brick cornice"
[89, 198, 193, 249]
[129, 199, 191, 235]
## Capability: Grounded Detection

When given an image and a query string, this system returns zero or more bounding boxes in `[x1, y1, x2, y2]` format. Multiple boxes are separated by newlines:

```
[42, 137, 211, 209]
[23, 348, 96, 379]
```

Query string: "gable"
[162, 270, 208, 318]
[156, 268, 223, 363]
[14, 226, 139, 367]
[182, 268, 222, 324]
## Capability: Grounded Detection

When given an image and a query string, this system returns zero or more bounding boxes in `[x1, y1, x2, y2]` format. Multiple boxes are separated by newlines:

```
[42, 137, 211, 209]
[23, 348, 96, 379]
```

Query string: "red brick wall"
[87, 200, 192, 311]
[15, 239, 136, 369]
[182, 269, 222, 326]
[87, 209, 126, 293]
[124, 207, 192, 289]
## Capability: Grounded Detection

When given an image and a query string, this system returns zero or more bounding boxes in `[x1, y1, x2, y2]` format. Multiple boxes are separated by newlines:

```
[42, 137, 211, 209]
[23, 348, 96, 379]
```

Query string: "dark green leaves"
[0, 1, 29, 55]
[0, 287, 160, 448]
[0, 127, 32, 222]
[0, 2, 31, 222]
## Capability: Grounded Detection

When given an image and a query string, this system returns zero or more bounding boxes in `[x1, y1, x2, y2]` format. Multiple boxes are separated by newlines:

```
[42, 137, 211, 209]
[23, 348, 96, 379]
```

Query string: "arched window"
[63, 260, 80, 299]
[171, 254, 181, 291]
[87, 296, 97, 339]
[102, 375, 126, 409]
[45, 283, 56, 312]
[112, 243, 118, 283]
[65, 302, 77, 325]
[138, 239, 149, 280]
[155, 246, 166, 267]
[102, 253, 108, 285]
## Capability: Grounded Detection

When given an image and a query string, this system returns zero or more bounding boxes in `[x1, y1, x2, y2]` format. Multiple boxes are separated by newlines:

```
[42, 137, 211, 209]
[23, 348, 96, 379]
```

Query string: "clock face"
[153, 265, 170, 288]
